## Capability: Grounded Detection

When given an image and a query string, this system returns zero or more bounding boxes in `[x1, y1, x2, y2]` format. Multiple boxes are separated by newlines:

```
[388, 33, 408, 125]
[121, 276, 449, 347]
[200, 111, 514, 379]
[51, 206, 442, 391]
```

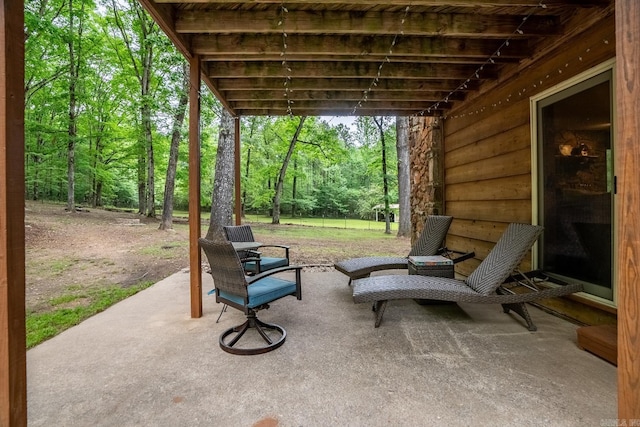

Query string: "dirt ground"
[24, 201, 410, 314]
[25, 201, 191, 313]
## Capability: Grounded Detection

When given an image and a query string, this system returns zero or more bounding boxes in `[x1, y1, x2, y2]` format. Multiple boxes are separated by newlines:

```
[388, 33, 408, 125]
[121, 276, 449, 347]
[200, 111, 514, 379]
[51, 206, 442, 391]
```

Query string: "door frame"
[530, 58, 617, 307]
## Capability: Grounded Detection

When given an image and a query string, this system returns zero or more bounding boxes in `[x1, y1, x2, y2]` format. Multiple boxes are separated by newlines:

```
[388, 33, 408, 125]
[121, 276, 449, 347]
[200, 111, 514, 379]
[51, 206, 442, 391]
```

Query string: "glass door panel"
[537, 70, 613, 301]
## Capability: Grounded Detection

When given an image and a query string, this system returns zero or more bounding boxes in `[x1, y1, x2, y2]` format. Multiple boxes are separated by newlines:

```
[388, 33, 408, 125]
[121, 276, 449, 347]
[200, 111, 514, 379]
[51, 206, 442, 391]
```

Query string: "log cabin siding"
[439, 13, 616, 268]
[444, 11, 616, 137]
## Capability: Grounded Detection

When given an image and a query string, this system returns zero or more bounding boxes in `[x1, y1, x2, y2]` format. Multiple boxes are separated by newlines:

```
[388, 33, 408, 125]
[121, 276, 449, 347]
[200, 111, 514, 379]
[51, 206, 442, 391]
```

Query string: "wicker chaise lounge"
[352, 223, 583, 331]
[334, 215, 455, 285]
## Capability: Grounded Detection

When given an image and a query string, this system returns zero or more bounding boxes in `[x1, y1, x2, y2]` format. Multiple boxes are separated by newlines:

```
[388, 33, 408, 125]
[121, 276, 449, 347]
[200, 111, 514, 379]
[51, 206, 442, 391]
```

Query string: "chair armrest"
[260, 244, 290, 249]
[239, 256, 261, 263]
[238, 255, 261, 275]
[257, 244, 290, 260]
[247, 265, 302, 299]
[440, 248, 475, 264]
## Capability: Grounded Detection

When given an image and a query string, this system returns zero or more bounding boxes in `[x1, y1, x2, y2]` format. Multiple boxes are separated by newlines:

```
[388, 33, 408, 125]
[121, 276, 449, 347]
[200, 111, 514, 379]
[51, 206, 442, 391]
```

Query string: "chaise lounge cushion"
[353, 276, 479, 304]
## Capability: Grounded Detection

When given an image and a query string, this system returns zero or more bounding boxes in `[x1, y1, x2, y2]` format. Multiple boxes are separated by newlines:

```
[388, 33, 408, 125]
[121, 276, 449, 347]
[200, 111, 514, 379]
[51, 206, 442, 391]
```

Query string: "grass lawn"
[174, 210, 398, 231]
[245, 214, 397, 230]
[27, 282, 154, 348]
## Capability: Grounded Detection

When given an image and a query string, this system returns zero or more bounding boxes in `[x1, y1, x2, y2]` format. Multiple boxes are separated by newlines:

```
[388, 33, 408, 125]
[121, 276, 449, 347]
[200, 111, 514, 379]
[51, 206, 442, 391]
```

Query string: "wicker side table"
[408, 255, 455, 305]
[408, 255, 454, 277]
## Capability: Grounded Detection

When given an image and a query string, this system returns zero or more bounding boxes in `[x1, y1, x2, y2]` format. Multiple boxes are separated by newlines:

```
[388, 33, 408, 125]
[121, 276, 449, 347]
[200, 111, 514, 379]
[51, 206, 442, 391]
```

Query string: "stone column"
[408, 116, 444, 242]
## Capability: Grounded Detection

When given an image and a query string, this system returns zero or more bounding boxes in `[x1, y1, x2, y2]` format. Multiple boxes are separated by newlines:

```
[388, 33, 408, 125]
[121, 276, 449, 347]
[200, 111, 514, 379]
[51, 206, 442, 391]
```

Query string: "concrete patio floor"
[27, 268, 617, 426]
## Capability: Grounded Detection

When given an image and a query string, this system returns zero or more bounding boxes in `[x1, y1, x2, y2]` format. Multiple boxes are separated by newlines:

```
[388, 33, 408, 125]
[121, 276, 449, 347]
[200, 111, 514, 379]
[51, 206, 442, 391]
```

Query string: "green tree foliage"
[24, 0, 222, 212]
[238, 116, 397, 221]
[23, 1, 401, 221]
[351, 117, 398, 220]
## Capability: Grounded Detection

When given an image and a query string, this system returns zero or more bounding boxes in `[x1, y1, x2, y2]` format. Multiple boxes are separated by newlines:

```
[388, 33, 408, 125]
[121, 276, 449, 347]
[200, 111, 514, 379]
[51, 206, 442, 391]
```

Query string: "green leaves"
[236, 116, 398, 219]
[24, 0, 400, 218]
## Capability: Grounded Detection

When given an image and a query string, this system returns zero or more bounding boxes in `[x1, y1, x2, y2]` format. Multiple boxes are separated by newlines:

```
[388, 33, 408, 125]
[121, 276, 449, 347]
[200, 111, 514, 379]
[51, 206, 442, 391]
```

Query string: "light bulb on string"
[351, 5, 410, 115]
[410, 0, 550, 120]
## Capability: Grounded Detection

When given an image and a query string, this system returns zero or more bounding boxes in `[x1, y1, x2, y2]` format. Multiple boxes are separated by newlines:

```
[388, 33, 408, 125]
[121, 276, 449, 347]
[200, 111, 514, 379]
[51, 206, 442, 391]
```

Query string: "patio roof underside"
[140, 0, 611, 117]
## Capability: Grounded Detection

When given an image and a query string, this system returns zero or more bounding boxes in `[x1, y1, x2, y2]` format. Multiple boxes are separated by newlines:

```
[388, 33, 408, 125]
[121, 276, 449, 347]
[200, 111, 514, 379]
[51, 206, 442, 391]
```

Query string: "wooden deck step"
[576, 324, 617, 366]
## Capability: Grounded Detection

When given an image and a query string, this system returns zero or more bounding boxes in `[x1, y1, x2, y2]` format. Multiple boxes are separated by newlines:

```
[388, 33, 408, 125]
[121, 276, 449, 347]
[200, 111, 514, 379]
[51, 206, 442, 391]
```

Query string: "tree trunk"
[32, 133, 44, 201]
[144, 109, 155, 218]
[91, 140, 104, 208]
[66, 0, 78, 212]
[243, 144, 251, 218]
[272, 116, 306, 224]
[374, 117, 391, 234]
[137, 149, 145, 214]
[95, 181, 102, 207]
[160, 64, 189, 230]
[206, 109, 235, 239]
[291, 158, 297, 217]
[111, 1, 157, 217]
[396, 116, 411, 237]
[142, 43, 155, 218]
[91, 133, 104, 208]
[90, 138, 97, 207]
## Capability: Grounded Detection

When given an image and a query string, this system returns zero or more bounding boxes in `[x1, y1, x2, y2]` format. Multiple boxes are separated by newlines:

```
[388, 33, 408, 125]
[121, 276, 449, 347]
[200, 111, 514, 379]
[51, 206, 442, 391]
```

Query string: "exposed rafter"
[138, 0, 612, 116]
[176, 10, 560, 37]
[205, 61, 499, 80]
[193, 34, 531, 59]
[155, 0, 609, 7]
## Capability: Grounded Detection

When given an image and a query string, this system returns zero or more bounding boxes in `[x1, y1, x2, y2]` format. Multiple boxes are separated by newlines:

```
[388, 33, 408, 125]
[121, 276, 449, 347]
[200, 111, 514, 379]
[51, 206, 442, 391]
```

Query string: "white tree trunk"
[207, 109, 235, 239]
[272, 116, 306, 224]
[159, 64, 189, 230]
[396, 116, 411, 237]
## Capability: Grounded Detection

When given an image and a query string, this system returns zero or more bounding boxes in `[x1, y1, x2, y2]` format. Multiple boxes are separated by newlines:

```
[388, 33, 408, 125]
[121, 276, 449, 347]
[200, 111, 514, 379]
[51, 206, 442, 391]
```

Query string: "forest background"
[25, 0, 407, 233]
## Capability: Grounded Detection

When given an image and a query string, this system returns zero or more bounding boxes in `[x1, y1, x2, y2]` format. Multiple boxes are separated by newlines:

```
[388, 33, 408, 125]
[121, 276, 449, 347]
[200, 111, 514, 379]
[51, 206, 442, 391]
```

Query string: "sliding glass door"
[535, 66, 614, 302]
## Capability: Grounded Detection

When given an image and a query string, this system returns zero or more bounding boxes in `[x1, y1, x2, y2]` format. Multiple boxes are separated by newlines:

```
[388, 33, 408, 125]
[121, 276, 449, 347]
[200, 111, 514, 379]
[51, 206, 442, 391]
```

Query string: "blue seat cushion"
[218, 276, 297, 309]
[244, 257, 289, 273]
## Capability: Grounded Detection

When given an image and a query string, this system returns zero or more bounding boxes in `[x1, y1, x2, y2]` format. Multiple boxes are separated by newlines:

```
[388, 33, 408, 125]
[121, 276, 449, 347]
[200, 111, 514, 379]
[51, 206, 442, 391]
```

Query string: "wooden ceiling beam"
[230, 100, 451, 111]
[214, 77, 480, 91]
[223, 90, 465, 102]
[203, 54, 519, 65]
[158, 0, 608, 8]
[192, 34, 530, 59]
[233, 108, 444, 117]
[205, 61, 497, 79]
[176, 10, 560, 37]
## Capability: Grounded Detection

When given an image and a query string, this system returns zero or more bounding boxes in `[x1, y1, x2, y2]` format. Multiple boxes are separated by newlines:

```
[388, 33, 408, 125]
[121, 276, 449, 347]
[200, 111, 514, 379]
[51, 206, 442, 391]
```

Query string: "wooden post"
[234, 117, 242, 225]
[189, 56, 202, 318]
[0, 3, 26, 425]
[616, 0, 640, 420]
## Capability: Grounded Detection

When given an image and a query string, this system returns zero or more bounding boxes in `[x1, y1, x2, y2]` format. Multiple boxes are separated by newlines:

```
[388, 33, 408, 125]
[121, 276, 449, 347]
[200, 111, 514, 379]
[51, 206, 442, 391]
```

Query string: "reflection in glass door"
[536, 69, 614, 301]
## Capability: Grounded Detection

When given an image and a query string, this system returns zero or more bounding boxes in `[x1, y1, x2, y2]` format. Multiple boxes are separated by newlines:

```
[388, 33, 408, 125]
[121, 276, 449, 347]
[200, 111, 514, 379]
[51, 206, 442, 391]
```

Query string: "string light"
[279, 3, 294, 116]
[444, 36, 612, 121]
[274, 0, 603, 120]
[414, 0, 548, 118]
[352, 5, 411, 115]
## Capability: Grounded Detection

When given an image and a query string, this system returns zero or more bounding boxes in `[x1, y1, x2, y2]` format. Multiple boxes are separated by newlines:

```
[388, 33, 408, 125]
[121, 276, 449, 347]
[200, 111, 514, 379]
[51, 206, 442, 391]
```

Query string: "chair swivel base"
[219, 312, 287, 355]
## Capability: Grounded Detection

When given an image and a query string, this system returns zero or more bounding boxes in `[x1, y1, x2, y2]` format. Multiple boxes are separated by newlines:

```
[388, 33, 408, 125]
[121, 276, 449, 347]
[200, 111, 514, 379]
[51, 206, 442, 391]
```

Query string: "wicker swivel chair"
[199, 238, 302, 355]
[223, 225, 290, 274]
